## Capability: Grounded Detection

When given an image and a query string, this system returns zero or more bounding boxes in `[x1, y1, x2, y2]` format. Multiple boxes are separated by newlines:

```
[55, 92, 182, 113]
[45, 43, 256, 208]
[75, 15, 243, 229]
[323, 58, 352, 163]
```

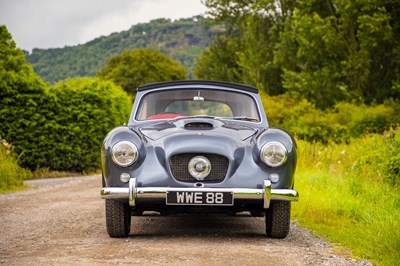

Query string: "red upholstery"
[147, 114, 184, 120]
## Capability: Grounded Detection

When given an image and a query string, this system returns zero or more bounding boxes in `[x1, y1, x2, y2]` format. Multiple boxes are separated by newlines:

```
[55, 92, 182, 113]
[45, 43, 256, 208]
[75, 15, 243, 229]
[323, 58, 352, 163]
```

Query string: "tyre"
[265, 200, 291, 238]
[105, 199, 131, 237]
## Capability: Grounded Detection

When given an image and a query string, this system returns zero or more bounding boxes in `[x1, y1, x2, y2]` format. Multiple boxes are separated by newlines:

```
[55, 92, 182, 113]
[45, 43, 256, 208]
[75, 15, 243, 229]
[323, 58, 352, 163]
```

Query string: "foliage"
[26, 17, 218, 83]
[98, 48, 187, 96]
[198, 0, 288, 95]
[261, 92, 400, 143]
[2, 75, 131, 172]
[293, 133, 400, 265]
[276, 0, 398, 108]
[1, 26, 132, 172]
[44, 78, 131, 171]
[0, 138, 32, 193]
[194, 35, 243, 82]
[1, 28, 131, 172]
[200, 0, 400, 108]
[0, 25, 51, 170]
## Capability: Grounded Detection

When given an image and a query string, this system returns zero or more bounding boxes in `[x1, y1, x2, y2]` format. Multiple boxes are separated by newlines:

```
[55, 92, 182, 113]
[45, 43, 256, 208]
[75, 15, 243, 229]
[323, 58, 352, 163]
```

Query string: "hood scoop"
[184, 122, 214, 129]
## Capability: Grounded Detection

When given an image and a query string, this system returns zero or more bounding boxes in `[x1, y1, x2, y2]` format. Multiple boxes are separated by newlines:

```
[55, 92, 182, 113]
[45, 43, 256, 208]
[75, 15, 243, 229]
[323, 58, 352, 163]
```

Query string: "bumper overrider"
[101, 178, 299, 208]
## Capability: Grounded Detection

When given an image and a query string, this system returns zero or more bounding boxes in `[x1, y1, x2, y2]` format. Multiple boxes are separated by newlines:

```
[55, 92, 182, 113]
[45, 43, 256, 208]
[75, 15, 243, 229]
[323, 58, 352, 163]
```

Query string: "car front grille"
[170, 153, 228, 182]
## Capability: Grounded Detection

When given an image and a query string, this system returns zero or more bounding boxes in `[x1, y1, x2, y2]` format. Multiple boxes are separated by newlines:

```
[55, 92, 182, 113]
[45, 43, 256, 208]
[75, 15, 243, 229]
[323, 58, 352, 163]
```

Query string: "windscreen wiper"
[219, 116, 259, 122]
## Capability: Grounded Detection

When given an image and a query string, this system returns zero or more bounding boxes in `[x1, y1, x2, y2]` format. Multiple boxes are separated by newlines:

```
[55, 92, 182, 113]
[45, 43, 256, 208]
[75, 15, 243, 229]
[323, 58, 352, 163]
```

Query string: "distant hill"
[25, 16, 220, 83]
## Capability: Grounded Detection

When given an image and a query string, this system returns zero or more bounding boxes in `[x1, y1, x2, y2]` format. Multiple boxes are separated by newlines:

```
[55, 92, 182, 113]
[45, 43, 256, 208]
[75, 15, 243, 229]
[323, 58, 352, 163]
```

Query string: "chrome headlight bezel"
[260, 141, 288, 167]
[111, 141, 138, 167]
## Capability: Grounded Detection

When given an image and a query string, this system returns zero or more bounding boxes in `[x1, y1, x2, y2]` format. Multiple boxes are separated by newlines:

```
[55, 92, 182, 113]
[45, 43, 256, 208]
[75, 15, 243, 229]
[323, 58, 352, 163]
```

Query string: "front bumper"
[101, 178, 298, 209]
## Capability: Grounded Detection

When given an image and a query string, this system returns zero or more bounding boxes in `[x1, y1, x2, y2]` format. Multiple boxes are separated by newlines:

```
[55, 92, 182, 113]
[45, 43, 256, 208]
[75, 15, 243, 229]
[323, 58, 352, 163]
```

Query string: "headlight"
[260, 141, 288, 167]
[111, 141, 138, 167]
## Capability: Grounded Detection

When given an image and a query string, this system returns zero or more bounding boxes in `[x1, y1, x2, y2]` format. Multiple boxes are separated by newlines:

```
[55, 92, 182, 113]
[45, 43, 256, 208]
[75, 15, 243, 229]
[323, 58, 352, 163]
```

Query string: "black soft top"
[137, 80, 258, 93]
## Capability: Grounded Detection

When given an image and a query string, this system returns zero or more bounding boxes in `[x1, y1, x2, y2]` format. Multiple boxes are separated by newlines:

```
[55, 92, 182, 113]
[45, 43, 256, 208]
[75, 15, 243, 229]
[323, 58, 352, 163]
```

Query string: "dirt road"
[0, 175, 371, 265]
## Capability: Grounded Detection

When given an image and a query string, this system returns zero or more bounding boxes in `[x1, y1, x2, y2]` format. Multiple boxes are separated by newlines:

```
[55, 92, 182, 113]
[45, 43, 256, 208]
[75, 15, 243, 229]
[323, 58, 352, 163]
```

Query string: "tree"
[274, 0, 399, 108]
[97, 48, 187, 96]
[194, 35, 243, 82]
[0, 25, 50, 168]
[237, 14, 284, 95]
[200, 0, 400, 108]
[198, 0, 293, 95]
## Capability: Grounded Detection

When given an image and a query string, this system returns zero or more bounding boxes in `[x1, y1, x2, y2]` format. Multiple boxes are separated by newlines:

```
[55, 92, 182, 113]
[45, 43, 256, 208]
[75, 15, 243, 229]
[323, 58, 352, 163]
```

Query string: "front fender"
[254, 127, 297, 189]
[101, 126, 145, 187]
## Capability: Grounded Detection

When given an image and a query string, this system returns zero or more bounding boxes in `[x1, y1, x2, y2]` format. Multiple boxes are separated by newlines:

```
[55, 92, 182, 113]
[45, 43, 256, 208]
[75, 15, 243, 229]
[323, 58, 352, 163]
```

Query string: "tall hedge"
[1, 28, 132, 171]
[1, 75, 131, 171]
[0, 25, 50, 169]
[1, 25, 132, 172]
[44, 78, 132, 171]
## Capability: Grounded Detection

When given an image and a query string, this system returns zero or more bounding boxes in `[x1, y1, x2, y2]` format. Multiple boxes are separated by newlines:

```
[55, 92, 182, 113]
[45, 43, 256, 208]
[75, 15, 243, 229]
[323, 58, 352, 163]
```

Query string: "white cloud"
[0, 0, 206, 51]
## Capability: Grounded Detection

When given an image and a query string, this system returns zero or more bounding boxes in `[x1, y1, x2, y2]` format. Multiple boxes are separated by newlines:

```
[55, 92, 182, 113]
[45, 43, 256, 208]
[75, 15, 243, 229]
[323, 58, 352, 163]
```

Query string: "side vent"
[184, 122, 214, 129]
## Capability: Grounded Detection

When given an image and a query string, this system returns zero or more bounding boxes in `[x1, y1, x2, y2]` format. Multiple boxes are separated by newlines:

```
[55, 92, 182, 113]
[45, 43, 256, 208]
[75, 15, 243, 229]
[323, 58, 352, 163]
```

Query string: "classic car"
[100, 80, 298, 238]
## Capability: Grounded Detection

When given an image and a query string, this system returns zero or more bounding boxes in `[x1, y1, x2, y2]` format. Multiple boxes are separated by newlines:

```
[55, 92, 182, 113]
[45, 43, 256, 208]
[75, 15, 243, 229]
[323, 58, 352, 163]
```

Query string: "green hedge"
[0, 25, 51, 170]
[44, 78, 132, 171]
[1, 77, 131, 172]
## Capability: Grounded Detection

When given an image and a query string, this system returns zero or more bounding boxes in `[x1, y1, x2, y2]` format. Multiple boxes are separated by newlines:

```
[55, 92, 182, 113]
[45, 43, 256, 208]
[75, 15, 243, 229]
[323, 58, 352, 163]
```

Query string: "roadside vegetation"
[260, 93, 399, 265]
[293, 134, 400, 266]
[0, 138, 31, 193]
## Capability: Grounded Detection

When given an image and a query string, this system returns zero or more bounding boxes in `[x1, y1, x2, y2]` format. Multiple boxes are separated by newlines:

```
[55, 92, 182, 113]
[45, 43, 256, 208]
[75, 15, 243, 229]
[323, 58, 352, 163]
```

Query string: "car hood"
[137, 118, 257, 142]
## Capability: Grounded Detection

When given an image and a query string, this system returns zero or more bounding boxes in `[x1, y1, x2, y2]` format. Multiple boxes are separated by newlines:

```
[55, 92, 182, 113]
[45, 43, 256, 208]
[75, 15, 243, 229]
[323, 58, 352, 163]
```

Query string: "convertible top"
[137, 80, 258, 93]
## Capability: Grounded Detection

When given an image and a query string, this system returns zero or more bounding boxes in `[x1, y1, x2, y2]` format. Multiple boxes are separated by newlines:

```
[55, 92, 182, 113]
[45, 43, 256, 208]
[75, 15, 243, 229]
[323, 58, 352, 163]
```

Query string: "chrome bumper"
[101, 178, 299, 208]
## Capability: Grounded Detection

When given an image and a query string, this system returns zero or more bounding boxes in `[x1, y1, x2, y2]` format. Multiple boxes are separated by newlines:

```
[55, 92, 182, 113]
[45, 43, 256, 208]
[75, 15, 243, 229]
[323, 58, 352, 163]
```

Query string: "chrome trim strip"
[271, 189, 299, 201]
[100, 187, 129, 199]
[100, 179, 299, 208]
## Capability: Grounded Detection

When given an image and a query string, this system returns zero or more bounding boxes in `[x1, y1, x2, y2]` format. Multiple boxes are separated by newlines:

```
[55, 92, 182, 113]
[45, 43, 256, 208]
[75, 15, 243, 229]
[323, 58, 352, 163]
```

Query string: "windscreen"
[135, 89, 260, 122]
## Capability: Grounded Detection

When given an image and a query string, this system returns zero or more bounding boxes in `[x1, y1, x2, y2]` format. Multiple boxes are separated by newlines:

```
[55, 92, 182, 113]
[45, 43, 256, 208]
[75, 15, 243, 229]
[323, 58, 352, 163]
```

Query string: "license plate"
[166, 191, 233, 206]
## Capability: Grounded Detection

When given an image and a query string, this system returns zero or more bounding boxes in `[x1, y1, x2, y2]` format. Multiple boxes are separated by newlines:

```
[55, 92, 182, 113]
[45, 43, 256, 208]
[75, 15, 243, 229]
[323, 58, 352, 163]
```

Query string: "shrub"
[261, 93, 399, 143]
[331, 102, 398, 138]
[261, 94, 347, 143]
[1, 26, 132, 172]
[2, 76, 131, 172]
[43, 78, 132, 171]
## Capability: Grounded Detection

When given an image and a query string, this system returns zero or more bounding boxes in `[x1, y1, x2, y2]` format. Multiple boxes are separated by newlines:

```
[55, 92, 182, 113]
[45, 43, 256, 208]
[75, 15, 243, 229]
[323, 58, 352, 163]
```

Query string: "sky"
[0, 0, 207, 52]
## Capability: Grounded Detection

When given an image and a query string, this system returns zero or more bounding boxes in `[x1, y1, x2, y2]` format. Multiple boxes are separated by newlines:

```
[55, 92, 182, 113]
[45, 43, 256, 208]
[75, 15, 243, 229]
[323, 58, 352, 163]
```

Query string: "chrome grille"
[170, 153, 228, 182]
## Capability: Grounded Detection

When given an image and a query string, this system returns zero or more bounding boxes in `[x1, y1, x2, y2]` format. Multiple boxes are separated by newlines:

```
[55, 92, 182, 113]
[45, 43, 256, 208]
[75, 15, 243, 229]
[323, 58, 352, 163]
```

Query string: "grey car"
[101, 80, 298, 238]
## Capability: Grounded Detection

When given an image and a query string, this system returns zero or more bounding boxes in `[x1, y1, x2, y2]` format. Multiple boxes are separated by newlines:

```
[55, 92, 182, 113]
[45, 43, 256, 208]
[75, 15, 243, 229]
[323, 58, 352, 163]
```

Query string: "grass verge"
[0, 139, 32, 193]
[292, 134, 400, 265]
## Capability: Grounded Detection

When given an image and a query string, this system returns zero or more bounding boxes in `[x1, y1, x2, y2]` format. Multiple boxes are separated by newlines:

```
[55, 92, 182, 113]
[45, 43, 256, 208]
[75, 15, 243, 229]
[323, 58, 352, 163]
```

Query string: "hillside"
[25, 16, 219, 83]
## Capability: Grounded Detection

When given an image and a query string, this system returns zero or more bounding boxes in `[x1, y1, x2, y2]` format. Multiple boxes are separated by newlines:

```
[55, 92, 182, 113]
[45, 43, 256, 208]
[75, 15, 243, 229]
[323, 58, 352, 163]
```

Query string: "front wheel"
[265, 201, 291, 238]
[105, 199, 131, 237]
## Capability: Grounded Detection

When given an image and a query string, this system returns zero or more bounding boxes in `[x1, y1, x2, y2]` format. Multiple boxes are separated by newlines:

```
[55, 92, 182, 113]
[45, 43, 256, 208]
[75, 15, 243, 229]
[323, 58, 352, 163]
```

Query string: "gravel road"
[0, 175, 371, 265]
